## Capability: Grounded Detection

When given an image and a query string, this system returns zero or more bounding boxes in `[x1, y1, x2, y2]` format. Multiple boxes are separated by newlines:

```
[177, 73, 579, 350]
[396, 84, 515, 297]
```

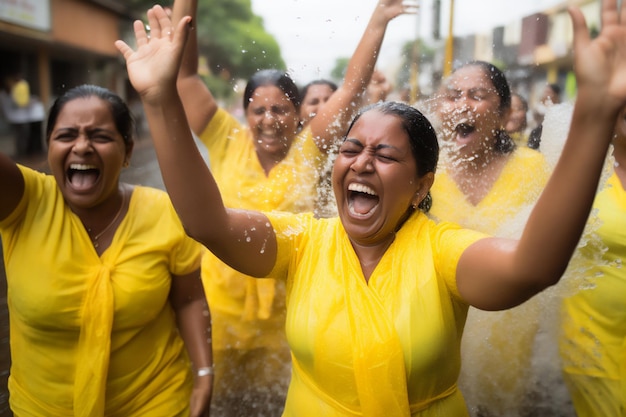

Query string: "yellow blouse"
[266, 211, 486, 416]
[2, 166, 202, 417]
[560, 172, 626, 416]
[199, 108, 324, 351]
[430, 147, 549, 236]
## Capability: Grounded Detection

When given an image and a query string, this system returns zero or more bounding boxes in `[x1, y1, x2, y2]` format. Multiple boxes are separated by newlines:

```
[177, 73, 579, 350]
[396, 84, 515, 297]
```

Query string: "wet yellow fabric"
[265, 211, 486, 416]
[199, 108, 324, 352]
[430, 147, 549, 235]
[429, 147, 550, 415]
[2, 166, 202, 417]
[510, 131, 529, 148]
[560, 172, 626, 417]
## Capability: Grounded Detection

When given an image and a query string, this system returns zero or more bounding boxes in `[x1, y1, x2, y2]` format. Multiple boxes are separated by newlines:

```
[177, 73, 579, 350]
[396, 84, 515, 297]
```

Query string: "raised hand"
[570, 0, 626, 114]
[374, 0, 419, 23]
[115, 5, 191, 105]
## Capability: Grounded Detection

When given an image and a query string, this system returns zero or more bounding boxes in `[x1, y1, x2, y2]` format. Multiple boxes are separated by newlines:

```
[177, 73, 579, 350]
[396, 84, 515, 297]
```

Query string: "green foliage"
[330, 58, 350, 82]
[126, 0, 285, 91]
[396, 39, 436, 90]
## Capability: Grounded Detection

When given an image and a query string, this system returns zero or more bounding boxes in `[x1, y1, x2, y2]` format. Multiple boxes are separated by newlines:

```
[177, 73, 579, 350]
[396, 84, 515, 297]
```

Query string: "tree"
[127, 0, 285, 98]
[395, 39, 435, 95]
[330, 58, 350, 83]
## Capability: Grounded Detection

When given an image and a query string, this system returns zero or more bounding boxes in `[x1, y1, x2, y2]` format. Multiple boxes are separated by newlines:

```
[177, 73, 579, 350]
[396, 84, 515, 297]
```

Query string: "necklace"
[88, 187, 127, 248]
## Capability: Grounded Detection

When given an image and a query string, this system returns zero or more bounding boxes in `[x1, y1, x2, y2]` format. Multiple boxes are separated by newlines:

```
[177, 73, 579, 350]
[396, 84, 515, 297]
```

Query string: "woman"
[560, 106, 626, 417]
[171, 0, 416, 414]
[428, 62, 550, 415]
[117, 1, 626, 415]
[506, 92, 530, 147]
[299, 79, 338, 127]
[0, 84, 212, 416]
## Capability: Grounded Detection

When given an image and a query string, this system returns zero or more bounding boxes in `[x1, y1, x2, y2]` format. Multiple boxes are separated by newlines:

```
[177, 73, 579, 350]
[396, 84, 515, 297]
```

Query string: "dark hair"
[457, 61, 515, 154]
[511, 92, 529, 112]
[547, 83, 561, 97]
[46, 84, 134, 148]
[345, 101, 439, 212]
[243, 69, 301, 112]
[299, 79, 338, 102]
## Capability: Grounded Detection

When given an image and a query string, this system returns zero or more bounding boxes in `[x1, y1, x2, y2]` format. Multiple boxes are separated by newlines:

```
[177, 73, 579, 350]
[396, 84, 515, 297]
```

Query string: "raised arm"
[115, 6, 277, 278]
[456, 0, 626, 311]
[0, 153, 25, 221]
[170, 0, 217, 136]
[309, 0, 418, 152]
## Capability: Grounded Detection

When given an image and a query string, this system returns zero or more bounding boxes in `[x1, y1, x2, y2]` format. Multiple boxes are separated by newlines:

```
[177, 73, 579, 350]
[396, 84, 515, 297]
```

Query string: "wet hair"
[46, 84, 134, 148]
[243, 69, 301, 112]
[457, 61, 515, 154]
[547, 83, 561, 98]
[345, 101, 439, 212]
[511, 92, 529, 112]
[299, 79, 338, 102]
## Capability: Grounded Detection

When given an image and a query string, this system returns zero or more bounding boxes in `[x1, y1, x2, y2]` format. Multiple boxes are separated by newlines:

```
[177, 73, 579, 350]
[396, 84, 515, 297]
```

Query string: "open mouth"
[347, 183, 379, 217]
[67, 163, 100, 190]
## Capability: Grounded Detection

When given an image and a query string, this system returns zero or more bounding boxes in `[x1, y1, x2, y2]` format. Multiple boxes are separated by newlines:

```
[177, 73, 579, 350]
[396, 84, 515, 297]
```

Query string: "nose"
[351, 151, 374, 174]
[262, 110, 277, 123]
[72, 135, 93, 154]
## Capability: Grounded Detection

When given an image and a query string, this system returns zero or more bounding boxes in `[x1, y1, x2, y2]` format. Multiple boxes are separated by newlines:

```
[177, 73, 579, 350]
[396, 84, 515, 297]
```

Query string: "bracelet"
[196, 366, 214, 377]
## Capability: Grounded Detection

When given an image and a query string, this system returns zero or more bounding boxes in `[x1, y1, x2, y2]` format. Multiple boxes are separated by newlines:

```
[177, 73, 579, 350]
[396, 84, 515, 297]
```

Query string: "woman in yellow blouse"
[117, 2, 626, 414]
[429, 62, 550, 415]
[170, 0, 417, 414]
[0, 85, 213, 416]
[560, 107, 626, 417]
[506, 92, 530, 148]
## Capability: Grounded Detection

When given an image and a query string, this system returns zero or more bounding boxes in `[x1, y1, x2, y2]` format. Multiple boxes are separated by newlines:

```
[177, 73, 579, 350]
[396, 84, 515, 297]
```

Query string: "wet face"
[506, 95, 527, 134]
[436, 66, 506, 159]
[332, 110, 433, 246]
[299, 83, 335, 125]
[246, 85, 300, 161]
[47, 96, 132, 211]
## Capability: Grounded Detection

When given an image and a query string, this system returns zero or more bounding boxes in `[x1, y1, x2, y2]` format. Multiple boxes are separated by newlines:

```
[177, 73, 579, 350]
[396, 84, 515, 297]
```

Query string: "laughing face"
[47, 96, 132, 212]
[332, 109, 433, 246]
[436, 65, 506, 160]
[300, 83, 336, 125]
[246, 85, 301, 163]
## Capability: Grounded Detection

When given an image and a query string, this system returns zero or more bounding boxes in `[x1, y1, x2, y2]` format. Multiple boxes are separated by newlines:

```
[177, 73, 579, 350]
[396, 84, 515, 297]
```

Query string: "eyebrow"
[344, 137, 402, 152]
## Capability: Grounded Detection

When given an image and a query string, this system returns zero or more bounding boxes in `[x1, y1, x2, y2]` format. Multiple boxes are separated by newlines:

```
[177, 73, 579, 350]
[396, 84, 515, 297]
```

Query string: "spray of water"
[414, 99, 613, 416]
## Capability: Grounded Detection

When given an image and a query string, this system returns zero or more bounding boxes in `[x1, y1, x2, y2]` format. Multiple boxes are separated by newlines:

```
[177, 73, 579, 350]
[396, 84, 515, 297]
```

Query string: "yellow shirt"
[429, 147, 550, 415]
[11, 79, 30, 108]
[430, 147, 549, 236]
[199, 108, 324, 351]
[266, 211, 486, 417]
[560, 172, 626, 416]
[2, 166, 202, 417]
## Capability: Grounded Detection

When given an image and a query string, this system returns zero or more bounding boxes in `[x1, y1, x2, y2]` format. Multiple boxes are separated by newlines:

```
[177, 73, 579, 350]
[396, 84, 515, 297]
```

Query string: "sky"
[250, 0, 565, 84]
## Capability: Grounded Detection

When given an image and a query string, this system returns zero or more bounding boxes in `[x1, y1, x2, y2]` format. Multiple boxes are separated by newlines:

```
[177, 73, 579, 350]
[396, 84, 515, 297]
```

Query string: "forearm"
[171, 0, 217, 135]
[0, 153, 24, 221]
[176, 299, 213, 371]
[142, 85, 227, 241]
[514, 92, 618, 283]
[311, 14, 388, 147]
[171, 275, 213, 417]
[172, 0, 199, 79]
[342, 9, 390, 97]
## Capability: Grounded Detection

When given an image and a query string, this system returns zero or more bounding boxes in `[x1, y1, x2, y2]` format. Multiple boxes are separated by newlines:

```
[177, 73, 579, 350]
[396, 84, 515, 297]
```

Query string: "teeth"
[348, 183, 377, 196]
[69, 164, 97, 170]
